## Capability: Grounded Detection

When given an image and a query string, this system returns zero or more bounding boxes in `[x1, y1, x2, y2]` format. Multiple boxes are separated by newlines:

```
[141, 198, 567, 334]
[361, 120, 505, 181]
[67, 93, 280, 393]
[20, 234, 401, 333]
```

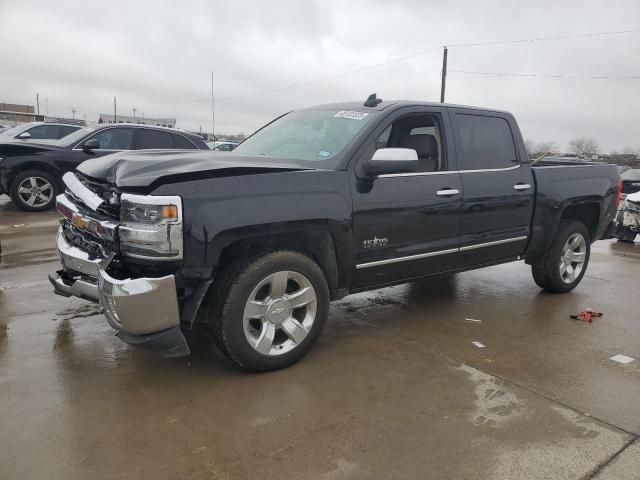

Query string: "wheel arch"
[559, 201, 600, 241]
[216, 228, 343, 299]
[7, 161, 64, 191]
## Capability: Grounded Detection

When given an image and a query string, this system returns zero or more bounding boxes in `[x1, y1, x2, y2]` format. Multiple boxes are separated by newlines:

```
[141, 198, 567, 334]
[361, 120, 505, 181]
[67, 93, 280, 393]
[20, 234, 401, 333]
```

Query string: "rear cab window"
[454, 113, 518, 170]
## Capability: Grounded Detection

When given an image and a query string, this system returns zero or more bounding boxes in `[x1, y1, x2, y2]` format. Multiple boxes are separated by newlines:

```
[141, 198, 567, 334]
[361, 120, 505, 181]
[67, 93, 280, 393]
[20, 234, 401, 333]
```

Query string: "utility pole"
[36, 93, 40, 115]
[114, 96, 117, 123]
[71, 106, 76, 119]
[132, 107, 137, 119]
[211, 71, 215, 141]
[45, 98, 48, 117]
[440, 46, 448, 103]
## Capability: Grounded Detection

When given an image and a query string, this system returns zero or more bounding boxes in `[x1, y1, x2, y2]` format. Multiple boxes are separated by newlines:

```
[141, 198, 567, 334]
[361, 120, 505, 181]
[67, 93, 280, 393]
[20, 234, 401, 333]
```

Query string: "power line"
[447, 28, 640, 47]
[449, 69, 640, 79]
[144, 27, 640, 104]
[151, 45, 444, 104]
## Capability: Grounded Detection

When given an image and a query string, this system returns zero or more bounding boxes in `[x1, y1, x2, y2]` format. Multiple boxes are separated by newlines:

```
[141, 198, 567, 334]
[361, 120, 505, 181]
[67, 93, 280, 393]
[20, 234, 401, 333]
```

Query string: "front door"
[450, 109, 535, 267]
[350, 107, 462, 289]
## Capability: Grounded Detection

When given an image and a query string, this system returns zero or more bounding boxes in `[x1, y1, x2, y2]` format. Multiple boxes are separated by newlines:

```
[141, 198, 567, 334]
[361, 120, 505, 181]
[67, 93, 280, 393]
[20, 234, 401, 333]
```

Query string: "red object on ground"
[570, 308, 604, 322]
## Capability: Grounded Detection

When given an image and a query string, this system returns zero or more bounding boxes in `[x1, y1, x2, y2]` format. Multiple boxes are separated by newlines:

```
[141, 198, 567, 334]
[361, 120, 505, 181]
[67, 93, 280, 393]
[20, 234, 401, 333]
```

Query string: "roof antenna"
[364, 93, 382, 107]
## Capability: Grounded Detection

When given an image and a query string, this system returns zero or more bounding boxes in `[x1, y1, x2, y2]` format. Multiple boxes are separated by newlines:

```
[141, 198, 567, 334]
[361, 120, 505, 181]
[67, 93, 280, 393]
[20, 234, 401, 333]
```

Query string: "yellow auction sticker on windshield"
[334, 111, 369, 120]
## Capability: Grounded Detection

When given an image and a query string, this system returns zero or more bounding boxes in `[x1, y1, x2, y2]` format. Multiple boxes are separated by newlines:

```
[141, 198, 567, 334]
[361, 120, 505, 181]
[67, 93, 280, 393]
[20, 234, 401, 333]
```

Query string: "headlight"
[119, 193, 183, 260]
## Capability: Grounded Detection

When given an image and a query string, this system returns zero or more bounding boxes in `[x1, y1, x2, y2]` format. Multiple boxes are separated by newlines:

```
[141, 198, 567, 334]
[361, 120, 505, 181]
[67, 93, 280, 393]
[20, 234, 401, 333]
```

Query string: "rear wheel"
[531, 220, 591, 293]
[209, 250, 329, 371]
[9, 170, 58, 212]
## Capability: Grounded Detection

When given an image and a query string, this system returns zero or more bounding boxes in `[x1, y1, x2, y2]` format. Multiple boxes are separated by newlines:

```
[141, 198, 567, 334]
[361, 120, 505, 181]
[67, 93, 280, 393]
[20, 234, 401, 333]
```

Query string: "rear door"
[350, 106, 462, 289]
[450, 109, 534, 267]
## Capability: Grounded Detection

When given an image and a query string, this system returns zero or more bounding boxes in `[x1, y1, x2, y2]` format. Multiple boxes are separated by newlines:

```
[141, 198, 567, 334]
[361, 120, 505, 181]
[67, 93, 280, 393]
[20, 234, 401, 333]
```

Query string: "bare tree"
[568, 137, 599, 158]
[524, 140, 559, 158]
[535, 141, 559, 156]
[524, 139, 535, 156]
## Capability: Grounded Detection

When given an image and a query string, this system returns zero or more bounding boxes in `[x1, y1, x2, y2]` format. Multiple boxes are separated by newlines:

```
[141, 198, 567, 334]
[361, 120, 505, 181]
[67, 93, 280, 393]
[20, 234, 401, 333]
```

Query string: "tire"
[531, 220, 591, 293]
[208, 250, 330, 371]
[9, 169, 59, 212]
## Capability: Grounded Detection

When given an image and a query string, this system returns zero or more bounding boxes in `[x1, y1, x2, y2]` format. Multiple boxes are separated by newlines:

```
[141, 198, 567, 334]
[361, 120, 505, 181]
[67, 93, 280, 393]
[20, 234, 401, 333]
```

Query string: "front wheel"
[209, 250, 329, 371]
[9, 170, 58, 212]
[531, 220, 591, 293]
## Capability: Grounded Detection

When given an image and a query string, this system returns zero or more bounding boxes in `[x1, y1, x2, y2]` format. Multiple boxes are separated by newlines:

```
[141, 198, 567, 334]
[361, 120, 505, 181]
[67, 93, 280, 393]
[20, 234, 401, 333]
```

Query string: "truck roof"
[303, 100, 512, 116]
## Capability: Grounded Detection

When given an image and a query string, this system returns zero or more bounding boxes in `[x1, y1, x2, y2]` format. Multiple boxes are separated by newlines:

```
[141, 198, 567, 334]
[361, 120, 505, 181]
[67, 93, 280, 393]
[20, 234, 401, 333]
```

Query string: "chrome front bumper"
[51, 229, 189, 357]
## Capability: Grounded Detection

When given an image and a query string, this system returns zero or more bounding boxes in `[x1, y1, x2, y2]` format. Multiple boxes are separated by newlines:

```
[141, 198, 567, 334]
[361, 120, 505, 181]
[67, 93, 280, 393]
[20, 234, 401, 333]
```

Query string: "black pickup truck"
[50, 97, 622, 371]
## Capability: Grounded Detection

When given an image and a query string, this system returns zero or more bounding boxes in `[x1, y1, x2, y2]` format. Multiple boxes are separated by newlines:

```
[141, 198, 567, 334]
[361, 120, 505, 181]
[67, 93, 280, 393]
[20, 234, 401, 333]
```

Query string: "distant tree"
[535, 141, 559, 156]
[622, 146, 638, 156]
[524, 139, 535, 156]
[524, 140, 559, 159]
[568, 137, 599, 158]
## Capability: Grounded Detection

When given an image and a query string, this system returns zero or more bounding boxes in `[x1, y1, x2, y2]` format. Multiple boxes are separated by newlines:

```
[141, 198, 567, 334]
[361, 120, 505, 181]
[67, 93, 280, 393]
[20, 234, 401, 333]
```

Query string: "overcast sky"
[1, 0, 639, 151]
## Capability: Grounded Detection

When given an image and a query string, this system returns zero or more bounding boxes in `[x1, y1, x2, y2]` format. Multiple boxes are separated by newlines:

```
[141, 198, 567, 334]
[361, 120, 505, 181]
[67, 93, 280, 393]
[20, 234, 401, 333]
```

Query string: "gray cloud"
[1, 0, 639, 150]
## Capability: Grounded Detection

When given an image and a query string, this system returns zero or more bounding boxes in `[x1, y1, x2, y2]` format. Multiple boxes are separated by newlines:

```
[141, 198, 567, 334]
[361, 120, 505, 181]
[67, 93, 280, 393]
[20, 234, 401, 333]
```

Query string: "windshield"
[55, 126, 95, 147]
[621, 169, 640, 181]
[233, 109, 378, 164]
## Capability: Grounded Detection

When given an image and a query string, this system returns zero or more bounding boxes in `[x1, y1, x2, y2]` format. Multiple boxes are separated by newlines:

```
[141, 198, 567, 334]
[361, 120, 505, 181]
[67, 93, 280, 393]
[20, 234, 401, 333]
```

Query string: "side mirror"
[16, 132, 31, 139]
[365, 148, 418, 176]
[82, 138, 101, 152]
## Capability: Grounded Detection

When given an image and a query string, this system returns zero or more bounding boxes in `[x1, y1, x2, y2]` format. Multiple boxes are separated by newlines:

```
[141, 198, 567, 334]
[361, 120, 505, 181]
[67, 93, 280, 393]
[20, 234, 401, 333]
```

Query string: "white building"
[98, 113, 176, 128]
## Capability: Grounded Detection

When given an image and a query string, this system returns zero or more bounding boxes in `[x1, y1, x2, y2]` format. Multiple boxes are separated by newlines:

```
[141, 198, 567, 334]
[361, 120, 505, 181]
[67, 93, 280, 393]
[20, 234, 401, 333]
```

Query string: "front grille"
[61, 222, 117, 259]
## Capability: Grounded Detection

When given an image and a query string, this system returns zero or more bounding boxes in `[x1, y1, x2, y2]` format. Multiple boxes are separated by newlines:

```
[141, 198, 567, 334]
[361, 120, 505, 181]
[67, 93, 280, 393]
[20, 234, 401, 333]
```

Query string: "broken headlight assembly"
[119, 193, 183, 260]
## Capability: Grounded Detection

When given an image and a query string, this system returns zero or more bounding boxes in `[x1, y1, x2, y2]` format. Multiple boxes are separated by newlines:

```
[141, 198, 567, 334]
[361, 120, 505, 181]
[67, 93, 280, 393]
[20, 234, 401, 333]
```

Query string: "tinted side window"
[27, 125, 60, 139]
[173, 134, 196, 149]
[87, 128, 134, 149]
[137, 129, 174, 149]
[456, 114, 516, 169]
[61, 126, 80, 138]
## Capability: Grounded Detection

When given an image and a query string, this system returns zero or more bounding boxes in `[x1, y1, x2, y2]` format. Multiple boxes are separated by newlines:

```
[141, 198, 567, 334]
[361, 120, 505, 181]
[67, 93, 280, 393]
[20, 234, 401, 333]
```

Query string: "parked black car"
[0, 124, 208, 211]
[0, 122, 81, 141]
[50, 97, 621, 371]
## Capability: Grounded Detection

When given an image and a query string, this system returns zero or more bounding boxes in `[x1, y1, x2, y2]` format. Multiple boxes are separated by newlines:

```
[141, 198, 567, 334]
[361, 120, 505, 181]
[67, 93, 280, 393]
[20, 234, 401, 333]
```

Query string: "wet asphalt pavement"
[1, 194, 639, 480]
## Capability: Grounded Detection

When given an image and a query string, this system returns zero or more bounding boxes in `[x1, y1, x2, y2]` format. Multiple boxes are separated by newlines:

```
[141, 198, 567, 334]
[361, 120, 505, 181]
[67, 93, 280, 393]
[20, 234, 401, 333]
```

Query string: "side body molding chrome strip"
[356, 248, 458, 269]
[355, 235, 528, 269]
[458, 236, 528, 252]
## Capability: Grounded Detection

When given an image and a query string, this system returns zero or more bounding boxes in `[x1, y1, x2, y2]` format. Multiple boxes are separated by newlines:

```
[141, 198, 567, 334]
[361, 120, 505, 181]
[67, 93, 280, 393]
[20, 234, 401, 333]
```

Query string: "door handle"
[513, 183, 531, 191]
[436, 189, 460, 197]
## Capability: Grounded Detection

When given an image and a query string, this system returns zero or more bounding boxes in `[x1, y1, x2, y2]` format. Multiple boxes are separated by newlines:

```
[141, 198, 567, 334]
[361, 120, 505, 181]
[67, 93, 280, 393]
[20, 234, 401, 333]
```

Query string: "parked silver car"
[0, 122, 82, 141]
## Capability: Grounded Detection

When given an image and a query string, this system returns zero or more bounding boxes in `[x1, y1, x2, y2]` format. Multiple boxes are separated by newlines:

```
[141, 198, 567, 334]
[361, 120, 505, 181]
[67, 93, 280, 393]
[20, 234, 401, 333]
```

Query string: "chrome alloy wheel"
[17, 176, 54, 207]
[559, 233, 587, 284]
[243, 270, 317, 356]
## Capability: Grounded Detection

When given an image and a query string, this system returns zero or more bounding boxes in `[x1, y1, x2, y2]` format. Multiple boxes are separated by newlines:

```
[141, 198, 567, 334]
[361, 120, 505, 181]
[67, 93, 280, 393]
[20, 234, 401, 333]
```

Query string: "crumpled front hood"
[77, 150, 313, 188]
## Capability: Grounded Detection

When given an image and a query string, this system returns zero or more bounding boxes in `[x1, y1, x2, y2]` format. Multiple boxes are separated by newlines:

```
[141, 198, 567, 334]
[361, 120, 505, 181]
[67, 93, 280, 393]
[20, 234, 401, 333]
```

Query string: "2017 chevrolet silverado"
[49, 96, 622, 371]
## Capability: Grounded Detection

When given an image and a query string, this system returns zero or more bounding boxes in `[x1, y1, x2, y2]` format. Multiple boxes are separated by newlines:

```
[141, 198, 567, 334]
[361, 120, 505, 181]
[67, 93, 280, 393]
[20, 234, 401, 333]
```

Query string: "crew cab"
[0, 124, 208, 211]
[49, 96, 622, 371]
